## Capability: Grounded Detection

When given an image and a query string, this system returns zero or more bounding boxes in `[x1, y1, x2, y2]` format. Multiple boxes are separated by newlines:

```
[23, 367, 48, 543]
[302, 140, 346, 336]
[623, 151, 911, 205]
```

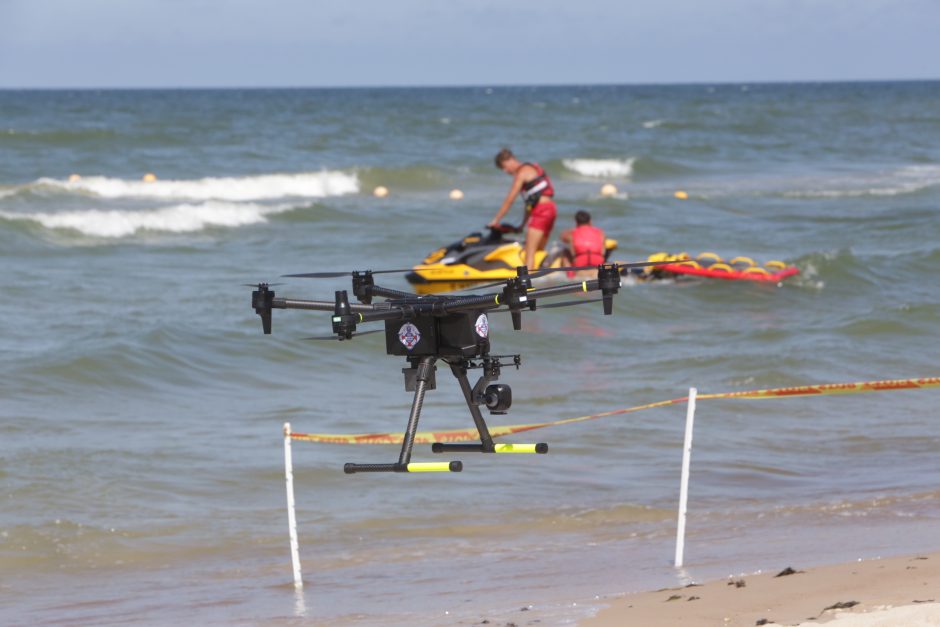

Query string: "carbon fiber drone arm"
[526, 263, 622, 315]
[273, 297, 377, 313]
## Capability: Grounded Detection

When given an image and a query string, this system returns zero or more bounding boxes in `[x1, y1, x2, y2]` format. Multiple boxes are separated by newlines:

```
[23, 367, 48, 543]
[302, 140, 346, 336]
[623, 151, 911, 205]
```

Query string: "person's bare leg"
[525, 226, 546, 272]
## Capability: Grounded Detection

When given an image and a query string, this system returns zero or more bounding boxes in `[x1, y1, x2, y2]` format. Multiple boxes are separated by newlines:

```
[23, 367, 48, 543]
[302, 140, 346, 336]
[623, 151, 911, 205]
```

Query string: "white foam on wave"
[562, 158, 635, 178]
[0, 201, 296, 238]
[642, 119, 665, 129]
[34, 171, 359, 201]
[783, 164, 940, 199]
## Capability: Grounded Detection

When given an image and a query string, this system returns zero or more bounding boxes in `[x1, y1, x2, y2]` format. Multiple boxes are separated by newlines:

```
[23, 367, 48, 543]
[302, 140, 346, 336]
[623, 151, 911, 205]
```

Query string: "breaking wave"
[27, 170, 359, 201]
[0, 201, 297, 238]
[782, 164, 940, 199]
[562, 158, 635, 178]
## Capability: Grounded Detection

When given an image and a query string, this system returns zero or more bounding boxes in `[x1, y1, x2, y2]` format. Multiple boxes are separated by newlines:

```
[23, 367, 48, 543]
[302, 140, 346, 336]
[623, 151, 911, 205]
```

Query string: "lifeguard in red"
[490, 148, 559, 271]
[519, 162, 556, 233]
[560, 210, 606, 275]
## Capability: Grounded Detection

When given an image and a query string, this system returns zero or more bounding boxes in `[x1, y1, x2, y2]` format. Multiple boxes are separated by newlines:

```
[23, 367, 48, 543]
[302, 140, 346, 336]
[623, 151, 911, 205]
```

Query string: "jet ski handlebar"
[488, 223, 522, 234]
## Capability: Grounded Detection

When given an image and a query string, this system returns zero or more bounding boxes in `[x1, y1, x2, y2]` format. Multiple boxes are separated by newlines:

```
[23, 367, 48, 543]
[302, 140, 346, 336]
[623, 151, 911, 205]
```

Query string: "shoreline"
[579, 550, 940, 626]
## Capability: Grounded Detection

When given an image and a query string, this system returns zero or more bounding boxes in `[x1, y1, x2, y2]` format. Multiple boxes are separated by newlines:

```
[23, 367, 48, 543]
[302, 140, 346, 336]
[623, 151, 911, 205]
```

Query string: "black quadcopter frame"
[251, 263, 638, 474]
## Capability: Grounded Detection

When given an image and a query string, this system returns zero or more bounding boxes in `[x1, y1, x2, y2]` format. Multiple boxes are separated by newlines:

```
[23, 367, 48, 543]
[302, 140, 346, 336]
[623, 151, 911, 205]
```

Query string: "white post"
[674, 387, 697, 568]
[284, 422, 304, 589]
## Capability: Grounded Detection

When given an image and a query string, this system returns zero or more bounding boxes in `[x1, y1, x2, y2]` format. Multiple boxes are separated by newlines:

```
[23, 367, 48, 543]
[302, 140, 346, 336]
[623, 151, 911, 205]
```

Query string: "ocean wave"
[782, 164, 940, 199]
[27, 170, 358, 201]
[0, 201, 297, 238]
[1, 127, 119, 145]
[356, 164, 454, 191]
[562, 158, 635, 178]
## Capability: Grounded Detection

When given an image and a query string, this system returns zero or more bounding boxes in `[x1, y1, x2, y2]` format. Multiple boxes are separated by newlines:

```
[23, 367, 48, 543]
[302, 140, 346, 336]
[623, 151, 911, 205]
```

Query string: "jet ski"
[406, 223, 618, 292]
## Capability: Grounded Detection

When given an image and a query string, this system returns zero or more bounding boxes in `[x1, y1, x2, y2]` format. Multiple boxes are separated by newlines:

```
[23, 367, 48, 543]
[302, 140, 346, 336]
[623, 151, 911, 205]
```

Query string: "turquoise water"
[2, 83, 939, 625]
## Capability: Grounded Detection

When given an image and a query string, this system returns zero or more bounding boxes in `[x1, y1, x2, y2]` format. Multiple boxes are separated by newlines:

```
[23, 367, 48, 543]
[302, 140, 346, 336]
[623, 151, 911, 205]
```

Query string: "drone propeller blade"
[242, 282, 283, 287]
[492, 298, 599, 313]
[283, 268, 414, 279]
[528, 260, 666, 279]
[454, 279, 507, 292]
[538, 298, 603, 309]
[304, 329, 384, 341]
[283, 271, 350, 279]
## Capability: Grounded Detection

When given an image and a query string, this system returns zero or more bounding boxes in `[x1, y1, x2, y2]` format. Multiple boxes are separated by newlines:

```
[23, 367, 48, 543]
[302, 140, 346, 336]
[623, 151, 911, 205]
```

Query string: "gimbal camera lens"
[484, 384, 512, 414]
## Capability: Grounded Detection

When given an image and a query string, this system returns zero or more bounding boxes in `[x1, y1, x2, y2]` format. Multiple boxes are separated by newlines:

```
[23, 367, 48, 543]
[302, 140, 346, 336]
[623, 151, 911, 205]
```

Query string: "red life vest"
[520, 162, 555, 209]
[572, 224, 606, 267]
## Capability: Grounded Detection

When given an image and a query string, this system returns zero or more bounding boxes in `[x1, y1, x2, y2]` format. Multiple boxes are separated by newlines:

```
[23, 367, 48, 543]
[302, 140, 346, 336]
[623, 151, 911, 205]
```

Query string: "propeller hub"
[352, 271, 375, 304]
[501, 270, 533, 331]
[251, 283, 274, 334]
[332, 290, 357, 339]
[597, 264, 621, 315]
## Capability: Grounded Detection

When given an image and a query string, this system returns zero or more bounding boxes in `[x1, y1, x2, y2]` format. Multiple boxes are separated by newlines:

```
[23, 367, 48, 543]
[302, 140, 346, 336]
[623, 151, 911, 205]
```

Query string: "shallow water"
[2, 83, 939, 624]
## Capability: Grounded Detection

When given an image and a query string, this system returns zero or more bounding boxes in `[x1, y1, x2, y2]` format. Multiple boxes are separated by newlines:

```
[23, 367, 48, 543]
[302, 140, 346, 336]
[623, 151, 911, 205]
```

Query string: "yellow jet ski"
[406, 224, 618, 292]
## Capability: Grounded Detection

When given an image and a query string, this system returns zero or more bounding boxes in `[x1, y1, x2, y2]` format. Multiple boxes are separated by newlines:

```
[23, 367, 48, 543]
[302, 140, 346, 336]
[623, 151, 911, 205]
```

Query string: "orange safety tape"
[695, 377, 940, 401]
[289, 377, 940, 445]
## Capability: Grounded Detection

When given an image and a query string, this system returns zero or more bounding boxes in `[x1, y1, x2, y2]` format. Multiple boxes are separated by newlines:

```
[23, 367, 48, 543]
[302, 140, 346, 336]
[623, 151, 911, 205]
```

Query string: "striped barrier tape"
[289, 376, 940, 445]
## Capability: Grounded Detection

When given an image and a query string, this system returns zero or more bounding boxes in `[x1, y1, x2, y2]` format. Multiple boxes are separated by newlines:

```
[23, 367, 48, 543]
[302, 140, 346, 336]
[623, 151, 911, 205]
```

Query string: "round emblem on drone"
[398, 322, 421, 350]
[475, 314, 489, 338]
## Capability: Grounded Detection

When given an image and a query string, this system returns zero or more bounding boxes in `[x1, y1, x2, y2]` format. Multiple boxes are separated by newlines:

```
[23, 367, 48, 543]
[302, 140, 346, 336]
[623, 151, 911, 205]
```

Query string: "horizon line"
[2, 77, 939, 91]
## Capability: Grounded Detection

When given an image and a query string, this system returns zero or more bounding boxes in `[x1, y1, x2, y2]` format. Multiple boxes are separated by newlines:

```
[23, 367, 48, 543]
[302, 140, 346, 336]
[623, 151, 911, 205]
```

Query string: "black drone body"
[250, 262, 653, 474]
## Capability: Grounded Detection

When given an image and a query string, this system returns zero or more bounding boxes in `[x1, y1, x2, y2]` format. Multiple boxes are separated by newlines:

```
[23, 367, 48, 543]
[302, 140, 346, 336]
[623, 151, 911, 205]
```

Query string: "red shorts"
[527, 199, 557, 234]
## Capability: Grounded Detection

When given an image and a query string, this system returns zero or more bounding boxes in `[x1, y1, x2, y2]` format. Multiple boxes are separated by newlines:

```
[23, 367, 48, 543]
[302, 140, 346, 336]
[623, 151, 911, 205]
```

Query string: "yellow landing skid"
[406, 461, 463, 472]
[493, 443, 548, 454]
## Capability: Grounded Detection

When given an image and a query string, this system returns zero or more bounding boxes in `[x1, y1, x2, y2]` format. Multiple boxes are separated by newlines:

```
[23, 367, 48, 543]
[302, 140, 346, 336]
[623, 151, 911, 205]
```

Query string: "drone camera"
[484, 384, 512, 414]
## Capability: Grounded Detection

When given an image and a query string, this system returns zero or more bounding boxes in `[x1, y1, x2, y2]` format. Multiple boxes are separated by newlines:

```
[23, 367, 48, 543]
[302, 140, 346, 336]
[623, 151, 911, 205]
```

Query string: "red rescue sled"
[647, 252, 799, 282]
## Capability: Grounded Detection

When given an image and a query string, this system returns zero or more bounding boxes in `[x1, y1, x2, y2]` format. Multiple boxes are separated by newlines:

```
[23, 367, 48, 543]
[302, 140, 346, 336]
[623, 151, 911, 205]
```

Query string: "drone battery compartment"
[384, 309, 490, 358]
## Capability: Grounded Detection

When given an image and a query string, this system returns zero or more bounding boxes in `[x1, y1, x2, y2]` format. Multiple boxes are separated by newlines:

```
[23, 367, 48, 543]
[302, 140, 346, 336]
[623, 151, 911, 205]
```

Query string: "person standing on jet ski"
[489, 148, 557, 272]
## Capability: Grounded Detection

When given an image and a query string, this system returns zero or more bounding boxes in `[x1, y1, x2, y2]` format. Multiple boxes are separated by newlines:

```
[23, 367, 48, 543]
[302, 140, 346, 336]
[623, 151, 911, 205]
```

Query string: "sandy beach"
[583, 550, 940, 626]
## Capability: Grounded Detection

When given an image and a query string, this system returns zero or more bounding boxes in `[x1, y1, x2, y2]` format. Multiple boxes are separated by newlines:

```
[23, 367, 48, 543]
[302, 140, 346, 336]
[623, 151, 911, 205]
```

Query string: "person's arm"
[559, 228, 573, 244]
[489, 168, 529, 226]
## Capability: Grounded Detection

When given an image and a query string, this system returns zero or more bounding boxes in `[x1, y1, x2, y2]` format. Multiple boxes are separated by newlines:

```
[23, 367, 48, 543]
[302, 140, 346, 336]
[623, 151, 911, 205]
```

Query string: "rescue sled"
[644, 252, 800, 282]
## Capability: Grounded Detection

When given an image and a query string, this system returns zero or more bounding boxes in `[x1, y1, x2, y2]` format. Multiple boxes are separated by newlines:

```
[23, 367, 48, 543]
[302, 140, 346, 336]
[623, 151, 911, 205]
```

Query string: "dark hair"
[575, 210, 591, 225]
[494, 148, 514, 168]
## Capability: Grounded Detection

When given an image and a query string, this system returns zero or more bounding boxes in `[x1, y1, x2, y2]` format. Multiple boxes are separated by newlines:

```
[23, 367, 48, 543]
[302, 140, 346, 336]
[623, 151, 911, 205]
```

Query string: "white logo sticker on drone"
[475, 314, 489, 338]
[398, 322, 421, 350]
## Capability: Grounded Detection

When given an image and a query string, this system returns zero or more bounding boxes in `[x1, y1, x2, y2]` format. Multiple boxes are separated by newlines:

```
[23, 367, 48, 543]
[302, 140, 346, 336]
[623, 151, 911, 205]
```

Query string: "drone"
[250, 260, 659, 475]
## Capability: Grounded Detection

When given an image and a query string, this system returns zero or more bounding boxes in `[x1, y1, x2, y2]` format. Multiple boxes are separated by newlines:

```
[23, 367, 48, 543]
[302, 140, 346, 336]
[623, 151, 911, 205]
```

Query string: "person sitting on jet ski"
[559, 210, 606, 277]
[489, 148, 558, 272]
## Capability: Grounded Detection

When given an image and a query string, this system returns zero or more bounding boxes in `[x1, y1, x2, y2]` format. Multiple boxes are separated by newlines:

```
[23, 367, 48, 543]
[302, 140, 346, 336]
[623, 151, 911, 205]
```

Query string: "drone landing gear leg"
[431, 363, 548, 456]
[344, 356, 462, 475]
[431, 362, 497, 454]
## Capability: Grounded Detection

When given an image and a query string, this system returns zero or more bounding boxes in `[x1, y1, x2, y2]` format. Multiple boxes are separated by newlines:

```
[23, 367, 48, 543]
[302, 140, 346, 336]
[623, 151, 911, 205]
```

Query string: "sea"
[2, 82, 939, 626]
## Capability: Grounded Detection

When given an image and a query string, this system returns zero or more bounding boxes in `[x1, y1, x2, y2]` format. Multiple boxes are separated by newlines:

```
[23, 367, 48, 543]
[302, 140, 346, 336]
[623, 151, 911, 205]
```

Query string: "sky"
[1, 0, 938, 88]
